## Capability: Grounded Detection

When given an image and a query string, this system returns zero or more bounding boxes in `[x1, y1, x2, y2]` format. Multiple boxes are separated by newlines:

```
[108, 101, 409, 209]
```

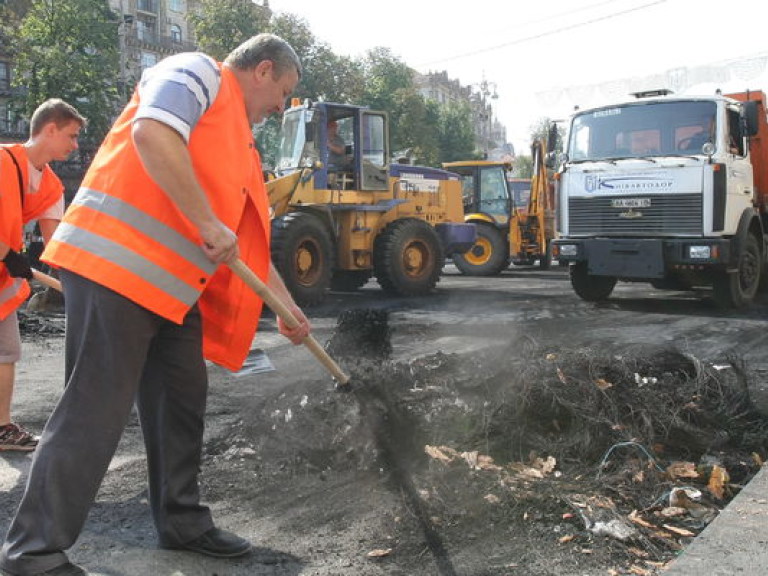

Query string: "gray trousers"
[0, 270, 214, 575]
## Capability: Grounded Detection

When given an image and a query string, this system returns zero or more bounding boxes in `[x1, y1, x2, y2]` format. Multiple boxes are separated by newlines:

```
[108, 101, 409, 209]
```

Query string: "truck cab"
[553, 89, 766, 307]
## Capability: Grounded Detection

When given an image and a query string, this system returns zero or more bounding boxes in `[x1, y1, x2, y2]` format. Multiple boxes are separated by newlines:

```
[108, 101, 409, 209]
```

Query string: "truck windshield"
[276, 110, 308, 173]
[567, 100, 718, 161]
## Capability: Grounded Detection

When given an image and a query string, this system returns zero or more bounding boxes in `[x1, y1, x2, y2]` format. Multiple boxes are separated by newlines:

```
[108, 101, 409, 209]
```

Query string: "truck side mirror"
[547, 124, 559, 154]
[743, 101, 759, 137]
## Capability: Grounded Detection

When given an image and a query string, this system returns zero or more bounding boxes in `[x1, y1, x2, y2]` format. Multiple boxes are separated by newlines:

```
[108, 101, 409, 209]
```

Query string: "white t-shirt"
[28, 161, 64, 220]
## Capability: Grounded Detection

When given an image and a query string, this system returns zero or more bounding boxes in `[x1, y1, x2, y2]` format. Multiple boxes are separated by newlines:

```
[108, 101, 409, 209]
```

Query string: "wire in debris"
[596, 441, 665, 480]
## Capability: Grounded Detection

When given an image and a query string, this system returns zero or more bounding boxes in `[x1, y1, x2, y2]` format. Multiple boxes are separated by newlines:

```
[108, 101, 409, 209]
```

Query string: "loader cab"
[276, 102, 389, 192]
[443, 161, 512, 225]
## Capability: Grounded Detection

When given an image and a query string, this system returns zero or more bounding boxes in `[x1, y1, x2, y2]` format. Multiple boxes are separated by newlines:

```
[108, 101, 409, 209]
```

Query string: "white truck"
[552, 89, 768, 307]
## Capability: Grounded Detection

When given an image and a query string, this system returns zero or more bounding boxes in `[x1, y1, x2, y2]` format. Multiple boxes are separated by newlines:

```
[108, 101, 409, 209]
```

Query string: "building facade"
[0, 0, 206, 144]
[414, 70, 511, 159]
[109, 0, 200, 101]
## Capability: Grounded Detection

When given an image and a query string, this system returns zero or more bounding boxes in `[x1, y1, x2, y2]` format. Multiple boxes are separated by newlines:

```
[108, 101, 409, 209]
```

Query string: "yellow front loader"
[265, 100, 476, 305]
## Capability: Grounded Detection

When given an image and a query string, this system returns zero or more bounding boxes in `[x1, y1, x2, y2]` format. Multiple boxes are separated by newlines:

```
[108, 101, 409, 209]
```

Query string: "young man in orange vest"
[0, 34, 310, 576]
[0, 98, 85, 453]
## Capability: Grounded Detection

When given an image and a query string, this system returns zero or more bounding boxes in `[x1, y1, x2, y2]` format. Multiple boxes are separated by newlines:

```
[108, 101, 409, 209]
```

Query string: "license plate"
[611, 198, 651, 208]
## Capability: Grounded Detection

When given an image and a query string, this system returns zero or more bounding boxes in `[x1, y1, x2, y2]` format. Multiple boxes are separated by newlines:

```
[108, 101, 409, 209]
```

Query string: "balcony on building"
[136, 0, 158, 14]
[128, 24, 197, 53]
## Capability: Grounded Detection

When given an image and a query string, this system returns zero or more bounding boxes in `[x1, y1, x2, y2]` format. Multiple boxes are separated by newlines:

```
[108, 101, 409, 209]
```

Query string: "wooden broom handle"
[228, 259, 350, 386]
[31, 268, 62, 293]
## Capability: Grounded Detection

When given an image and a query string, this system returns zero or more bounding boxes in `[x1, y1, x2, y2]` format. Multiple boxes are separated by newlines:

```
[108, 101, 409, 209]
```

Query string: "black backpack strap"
[1, 147, 25, 208]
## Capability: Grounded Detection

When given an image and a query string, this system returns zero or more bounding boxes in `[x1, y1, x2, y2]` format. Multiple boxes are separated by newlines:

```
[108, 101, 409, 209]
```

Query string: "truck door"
[725, 105, 754, 227]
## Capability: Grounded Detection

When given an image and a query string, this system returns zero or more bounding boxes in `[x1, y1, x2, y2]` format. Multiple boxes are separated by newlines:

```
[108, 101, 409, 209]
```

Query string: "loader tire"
[271, 212, 334, 306]
[713, 233, 761, 308]
[570, 262, 616, 302]
[373, 218, 444, 296]
[452, 221, 509, 276]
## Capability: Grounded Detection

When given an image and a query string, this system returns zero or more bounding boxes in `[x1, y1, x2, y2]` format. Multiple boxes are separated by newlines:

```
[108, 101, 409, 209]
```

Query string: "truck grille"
[568, 194, 702, 235]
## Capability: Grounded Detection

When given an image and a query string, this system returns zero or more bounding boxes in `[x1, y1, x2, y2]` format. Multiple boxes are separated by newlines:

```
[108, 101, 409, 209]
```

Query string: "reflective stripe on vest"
[0, 278, 23, 305]
[56, 188, 217, 308]
[72, 188, 215, 274]
[0, 277, 27, 320]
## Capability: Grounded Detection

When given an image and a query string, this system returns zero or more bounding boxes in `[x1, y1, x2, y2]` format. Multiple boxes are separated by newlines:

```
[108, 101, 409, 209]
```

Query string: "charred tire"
[373, 218, 444, 296]
[271, 212, 334, 306]
[330, 270, 371, 292]
[570, 262, 617, 302]
[713, 233, 761, 308]
[452, 222, 509, 276]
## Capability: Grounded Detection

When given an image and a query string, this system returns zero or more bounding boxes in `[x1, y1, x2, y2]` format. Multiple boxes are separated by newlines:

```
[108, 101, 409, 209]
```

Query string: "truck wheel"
[271, 212, 334, 306]
[373, 218, 444, 296]
[570, 262, 617, 302]
[452, 222, 509, 276]
[330, 270, 371, 292]
[713, 233, 761, 308]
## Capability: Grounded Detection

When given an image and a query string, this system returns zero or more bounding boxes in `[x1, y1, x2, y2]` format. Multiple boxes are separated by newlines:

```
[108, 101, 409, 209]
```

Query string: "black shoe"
[171, 527, 252, 558]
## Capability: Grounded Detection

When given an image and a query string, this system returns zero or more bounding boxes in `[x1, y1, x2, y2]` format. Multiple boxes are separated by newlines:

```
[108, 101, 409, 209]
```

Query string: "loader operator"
[0, 33, 310, 576]
[0, 98, 86, 453]
[327, 119, 351, 170]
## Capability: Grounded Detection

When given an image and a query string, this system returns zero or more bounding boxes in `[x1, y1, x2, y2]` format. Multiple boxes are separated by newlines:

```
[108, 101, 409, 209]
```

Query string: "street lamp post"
[473, 78, 498, 157]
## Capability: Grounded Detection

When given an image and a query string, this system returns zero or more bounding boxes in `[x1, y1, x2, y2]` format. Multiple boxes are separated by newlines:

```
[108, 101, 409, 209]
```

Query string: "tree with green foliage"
[0, 0, 29, 48]
[390, 90, 439, 166]
[513, 117, 564, 177]
[9, 0, 121, 151]
[513, 154, 533, 178]
[436, 100, 478, 163]
[188, 6, 481, 168]
[190, 0, 270, 61]
[358, 48, 414, 150]
[267, 12, 365, 104]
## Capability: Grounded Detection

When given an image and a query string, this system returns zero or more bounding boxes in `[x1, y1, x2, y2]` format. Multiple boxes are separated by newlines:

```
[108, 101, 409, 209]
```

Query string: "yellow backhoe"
[443, 138, 556, 275]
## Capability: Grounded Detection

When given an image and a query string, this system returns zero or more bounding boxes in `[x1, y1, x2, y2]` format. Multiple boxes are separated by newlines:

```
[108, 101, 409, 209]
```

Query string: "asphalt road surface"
[2, 263, 768, 575]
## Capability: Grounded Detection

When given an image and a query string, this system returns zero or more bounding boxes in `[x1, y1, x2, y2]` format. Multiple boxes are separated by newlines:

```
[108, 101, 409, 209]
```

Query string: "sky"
[268, 0, 768, 156]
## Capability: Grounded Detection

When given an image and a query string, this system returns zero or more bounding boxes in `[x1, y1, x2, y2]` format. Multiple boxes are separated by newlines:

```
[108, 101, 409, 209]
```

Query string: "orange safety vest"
[43, 64, 271, 370]
[0, 144, 64, 320]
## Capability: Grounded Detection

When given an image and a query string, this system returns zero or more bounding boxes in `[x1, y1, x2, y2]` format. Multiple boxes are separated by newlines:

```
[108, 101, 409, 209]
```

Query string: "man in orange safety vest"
[0, 98, 85, 453]
[1, 34, 310, 576]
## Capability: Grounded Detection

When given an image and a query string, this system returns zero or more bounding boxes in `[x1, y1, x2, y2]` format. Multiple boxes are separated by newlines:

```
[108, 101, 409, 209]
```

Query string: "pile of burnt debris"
[318, 309, 768, 574]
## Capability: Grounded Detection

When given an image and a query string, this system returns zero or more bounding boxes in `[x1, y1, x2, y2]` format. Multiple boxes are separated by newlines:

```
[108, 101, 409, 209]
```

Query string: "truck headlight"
[688, 245, 711, 259]
[558, 244, 579, 257]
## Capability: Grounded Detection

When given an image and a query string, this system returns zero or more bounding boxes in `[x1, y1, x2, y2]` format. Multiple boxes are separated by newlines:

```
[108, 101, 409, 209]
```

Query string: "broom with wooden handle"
[228, 258, 351, 387]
